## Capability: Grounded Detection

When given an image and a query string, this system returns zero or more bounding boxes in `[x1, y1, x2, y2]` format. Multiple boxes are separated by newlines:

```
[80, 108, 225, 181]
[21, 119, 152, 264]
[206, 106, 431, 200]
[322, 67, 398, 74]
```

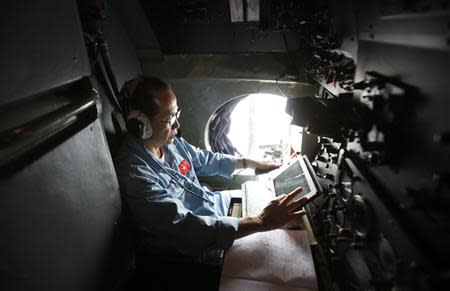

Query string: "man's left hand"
[252, 159, 280, 170]
[239, 158, 281, 170]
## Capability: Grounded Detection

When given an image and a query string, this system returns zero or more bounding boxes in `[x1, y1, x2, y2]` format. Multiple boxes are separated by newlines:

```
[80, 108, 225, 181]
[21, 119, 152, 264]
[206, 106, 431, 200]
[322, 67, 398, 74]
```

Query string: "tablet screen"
[273, 160, 311, 197]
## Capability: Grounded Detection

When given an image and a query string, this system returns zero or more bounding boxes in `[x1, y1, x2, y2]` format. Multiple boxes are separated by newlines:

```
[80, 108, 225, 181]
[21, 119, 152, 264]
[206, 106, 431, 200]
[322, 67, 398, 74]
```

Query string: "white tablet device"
[267, 156, 318, 203]
[241, 155, 318, 218]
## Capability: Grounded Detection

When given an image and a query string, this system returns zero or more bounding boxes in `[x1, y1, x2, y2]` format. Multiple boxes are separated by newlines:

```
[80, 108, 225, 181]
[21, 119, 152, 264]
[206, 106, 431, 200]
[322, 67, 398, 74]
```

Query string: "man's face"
[146, 89, 180, 145]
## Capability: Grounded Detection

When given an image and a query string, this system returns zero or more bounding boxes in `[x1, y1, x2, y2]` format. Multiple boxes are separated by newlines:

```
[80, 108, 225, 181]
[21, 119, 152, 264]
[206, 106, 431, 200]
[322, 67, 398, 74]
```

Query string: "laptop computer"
[241, 156, 317, 218]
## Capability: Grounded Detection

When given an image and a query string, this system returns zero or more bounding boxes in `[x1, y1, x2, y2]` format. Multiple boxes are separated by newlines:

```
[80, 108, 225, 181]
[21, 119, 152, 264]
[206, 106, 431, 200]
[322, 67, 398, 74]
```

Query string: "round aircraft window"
[207, 93, 302, 164]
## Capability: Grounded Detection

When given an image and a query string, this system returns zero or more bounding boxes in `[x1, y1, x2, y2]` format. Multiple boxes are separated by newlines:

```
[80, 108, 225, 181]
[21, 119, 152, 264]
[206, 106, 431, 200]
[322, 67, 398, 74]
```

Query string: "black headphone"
[126, 110, 153, 139]
[121, 76, 153, 139]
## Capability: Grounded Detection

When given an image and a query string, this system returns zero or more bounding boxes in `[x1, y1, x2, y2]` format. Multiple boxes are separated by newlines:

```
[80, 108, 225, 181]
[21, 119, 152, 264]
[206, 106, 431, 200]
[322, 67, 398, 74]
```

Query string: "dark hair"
[123, 76, 171, 118]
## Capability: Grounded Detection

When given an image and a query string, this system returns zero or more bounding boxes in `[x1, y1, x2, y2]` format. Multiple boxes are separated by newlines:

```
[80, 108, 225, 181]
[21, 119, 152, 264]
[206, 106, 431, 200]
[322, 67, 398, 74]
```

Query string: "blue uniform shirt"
[114, 135, 239, 264]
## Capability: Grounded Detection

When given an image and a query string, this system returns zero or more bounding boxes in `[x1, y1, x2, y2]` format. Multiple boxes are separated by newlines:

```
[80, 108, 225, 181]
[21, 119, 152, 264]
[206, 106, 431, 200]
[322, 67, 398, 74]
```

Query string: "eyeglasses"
[160, 109, 181, 126]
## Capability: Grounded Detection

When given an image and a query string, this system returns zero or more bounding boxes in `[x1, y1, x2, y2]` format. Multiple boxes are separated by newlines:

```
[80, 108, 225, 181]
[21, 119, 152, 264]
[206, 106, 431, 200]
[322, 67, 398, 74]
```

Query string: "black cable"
[78, 0, 124, 115]
[142, 144, 215, 206]
[98, 38, 123, 114]
[276, 78, 288, 98]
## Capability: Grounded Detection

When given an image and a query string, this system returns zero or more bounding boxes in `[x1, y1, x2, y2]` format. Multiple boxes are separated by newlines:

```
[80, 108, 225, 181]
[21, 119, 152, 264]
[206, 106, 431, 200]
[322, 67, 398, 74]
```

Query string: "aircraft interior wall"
[1, 0, 449, 290]
[0, 1, 140, 290]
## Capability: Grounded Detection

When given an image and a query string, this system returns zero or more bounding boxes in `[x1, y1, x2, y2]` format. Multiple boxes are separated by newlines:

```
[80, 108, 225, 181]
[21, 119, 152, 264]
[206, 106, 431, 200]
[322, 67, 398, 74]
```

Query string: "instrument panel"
[305, 137, 447, 290]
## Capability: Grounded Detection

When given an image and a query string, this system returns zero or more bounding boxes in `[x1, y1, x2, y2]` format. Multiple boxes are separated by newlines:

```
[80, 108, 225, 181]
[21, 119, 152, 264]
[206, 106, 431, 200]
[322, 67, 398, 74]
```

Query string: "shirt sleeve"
[177, 137, 237, 178]
[123, 160, 239, 256]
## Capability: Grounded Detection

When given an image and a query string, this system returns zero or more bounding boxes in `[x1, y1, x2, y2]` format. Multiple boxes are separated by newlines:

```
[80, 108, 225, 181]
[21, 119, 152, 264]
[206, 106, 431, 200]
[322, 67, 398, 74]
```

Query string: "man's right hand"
[235, 187, 308, 239]
[257, 187, 308, 231]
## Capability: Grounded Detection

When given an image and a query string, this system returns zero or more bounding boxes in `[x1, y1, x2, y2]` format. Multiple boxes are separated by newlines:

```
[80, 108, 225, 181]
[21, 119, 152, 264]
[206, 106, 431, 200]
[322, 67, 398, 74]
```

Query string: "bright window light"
[227, 94, 302, 164]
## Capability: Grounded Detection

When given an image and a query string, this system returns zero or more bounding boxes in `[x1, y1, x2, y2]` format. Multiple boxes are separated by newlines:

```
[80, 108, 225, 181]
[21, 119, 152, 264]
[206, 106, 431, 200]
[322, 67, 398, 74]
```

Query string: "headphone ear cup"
[126, 111, 153, 139]
[141, 116, 153, 139]
[126, 118, 144, 139]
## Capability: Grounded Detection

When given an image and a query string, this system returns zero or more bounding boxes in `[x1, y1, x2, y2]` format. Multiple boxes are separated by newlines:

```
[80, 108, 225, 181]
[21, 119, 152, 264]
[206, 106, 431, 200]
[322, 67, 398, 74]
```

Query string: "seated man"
[114, 76, 308, 288]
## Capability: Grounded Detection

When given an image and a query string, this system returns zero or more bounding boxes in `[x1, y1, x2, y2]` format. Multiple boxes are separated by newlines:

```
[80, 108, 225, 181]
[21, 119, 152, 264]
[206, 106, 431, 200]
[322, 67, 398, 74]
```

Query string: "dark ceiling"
[140, 0, 323, 54]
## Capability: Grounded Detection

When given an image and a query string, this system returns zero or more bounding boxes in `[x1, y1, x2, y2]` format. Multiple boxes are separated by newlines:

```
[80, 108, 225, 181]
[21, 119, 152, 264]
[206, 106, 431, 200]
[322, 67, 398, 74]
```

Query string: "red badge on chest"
[178, 159, 191, 175]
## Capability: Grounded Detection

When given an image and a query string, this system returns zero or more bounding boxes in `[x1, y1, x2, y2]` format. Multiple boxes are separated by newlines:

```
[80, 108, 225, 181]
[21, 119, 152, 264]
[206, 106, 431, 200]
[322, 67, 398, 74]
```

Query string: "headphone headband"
[121, 76, 143, 113]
